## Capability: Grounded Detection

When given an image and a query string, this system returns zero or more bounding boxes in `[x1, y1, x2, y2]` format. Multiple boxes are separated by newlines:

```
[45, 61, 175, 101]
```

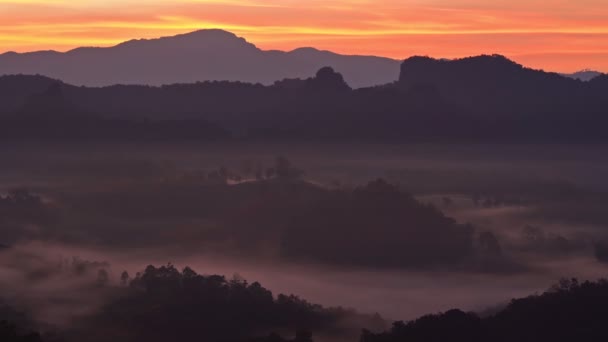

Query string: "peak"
[404, 54, 517, 65]
[290, 47, 337, 57]
[114, 29, 256, 50]
[473, 54, 520, 65]
[178, 29, 239, 39]
[403, 55, 437, 62]
[1, 50, 61, 57]
[290, 47, 320, 53]
[567, 70, 602, 78]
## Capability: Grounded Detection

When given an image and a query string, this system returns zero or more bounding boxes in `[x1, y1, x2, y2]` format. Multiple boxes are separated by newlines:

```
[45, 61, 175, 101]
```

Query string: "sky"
[1, 0, 607, 72]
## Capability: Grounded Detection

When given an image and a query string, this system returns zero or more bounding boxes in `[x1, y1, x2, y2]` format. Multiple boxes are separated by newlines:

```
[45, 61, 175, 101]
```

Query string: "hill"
[0, 30, 399, 89]
[362, 278, 608, 342]
[0, 55, 607, 142]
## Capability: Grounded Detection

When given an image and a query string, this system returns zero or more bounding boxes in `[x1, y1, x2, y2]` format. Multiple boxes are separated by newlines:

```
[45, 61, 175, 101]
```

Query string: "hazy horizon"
[2, 0, 608, 73]
[0, 28, 605, 75]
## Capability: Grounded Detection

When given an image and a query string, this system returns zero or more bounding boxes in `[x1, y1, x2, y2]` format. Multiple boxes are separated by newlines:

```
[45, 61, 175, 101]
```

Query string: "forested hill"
[0, 55, 606, 142]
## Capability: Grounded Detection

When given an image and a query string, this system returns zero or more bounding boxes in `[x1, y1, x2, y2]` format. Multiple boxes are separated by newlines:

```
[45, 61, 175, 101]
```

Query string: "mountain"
[0, 29, 399, 89]
[399, 55, 568, 104]
[562, 70, 604, 82]
[397, 55, 605, 115]
[0, 54, 607, 143]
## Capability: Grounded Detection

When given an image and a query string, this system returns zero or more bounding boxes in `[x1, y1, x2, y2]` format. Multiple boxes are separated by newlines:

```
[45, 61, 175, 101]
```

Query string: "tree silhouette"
[361, 278, 608, 342]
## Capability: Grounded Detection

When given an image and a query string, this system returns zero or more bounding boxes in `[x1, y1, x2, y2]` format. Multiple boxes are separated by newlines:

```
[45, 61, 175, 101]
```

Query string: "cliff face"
[397, 55, 607, 115]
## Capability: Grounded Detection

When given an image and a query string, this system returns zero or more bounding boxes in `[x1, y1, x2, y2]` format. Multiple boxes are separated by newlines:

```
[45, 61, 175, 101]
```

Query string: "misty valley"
[2, 142, 608, 342]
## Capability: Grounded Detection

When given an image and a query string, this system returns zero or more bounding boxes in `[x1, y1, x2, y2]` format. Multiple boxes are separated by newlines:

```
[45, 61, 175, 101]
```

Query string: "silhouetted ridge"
[1, 62, 608, 142]
[0, 79, 228, 141]
[277, 179, 519, 272]
[362, 278, 608, 342]
[0, 321, 42, 342]
[563, 69, 603, 81]
[0, 75, 62, 114]
[590, 73, 608, 86]
[397, 54, 605, 121]
[17, 83, 85, 118]
[290, 47, 324, 54]
[399, 55, 551, 108]
[0, 29, 399, 88]
[68, 264, 383, 342]
[113, 29, 257, 51]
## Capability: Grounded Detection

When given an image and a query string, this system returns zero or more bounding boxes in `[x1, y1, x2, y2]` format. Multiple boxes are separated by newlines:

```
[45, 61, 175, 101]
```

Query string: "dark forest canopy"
[0, 321, 42, 342]
[362, 278, 608, 342]
[0, 54, 607, 142]
[1, 176, 517, 273]
[279, 179, 515, 271]
[6, 265, 608, 342]
[64, 264, 385, 342]
[0, 302, 42, 342]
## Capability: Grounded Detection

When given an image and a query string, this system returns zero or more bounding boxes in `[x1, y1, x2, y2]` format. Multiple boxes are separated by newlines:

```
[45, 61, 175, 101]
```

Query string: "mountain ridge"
[0, 29, 400, 89]
[1, 53, 607, 143]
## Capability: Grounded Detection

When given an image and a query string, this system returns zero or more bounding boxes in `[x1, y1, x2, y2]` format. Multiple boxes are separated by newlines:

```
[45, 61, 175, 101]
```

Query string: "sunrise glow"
[1, 0, 607, 72]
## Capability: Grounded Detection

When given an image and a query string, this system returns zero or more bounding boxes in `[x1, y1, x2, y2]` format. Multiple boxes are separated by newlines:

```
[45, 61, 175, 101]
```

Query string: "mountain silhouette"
[1, 55, 607, 143]
[362, 278, 608, 342]
[0, 78, 228, 141]
[0, 29, 399, 89]
[399, 55, 570, 107]
[397, 55, 607, 119]
[562, 70, 604, 82]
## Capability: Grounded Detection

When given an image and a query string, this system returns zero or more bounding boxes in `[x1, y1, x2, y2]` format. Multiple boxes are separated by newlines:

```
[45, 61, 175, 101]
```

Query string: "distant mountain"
[0, 29, 399, 89]
[562, 70, 604, 82]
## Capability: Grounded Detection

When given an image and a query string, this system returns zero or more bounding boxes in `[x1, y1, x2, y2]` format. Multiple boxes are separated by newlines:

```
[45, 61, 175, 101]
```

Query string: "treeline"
[7, 266, 608, 342]
[362, 278, 608, 342]
[1, 55, 607, 142]
[0, 321, 42, 342]
[66, 264, 384, 342]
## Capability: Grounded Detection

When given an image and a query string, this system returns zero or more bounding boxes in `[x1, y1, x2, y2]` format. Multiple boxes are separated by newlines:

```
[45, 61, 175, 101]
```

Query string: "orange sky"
[1, 0, 607, 72]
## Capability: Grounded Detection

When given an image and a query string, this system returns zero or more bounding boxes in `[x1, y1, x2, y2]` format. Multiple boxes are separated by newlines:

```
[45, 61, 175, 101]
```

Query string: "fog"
[2, 142, 608, 340]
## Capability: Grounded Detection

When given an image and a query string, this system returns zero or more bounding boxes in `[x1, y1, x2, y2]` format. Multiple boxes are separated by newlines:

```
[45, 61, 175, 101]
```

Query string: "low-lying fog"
[2, 142, 608, 328]
[2, 240, 606, 326]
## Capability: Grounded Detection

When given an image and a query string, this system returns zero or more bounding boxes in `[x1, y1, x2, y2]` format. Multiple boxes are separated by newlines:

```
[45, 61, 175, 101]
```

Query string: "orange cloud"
[0, 0, 607, 72]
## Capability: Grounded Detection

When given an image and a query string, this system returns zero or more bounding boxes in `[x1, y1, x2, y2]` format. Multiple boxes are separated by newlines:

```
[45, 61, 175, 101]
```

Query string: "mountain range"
[0, 29, 400, 89]
[1, 29, 605, 90]
[1, 53, 607, 143]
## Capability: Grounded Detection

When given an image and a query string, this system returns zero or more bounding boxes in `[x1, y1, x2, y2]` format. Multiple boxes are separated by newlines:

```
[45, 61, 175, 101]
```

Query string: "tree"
[120, 271, 130, 286]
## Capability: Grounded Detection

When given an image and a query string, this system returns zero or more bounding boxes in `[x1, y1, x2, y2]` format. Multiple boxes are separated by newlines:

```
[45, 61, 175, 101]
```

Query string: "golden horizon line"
[1, 28, 606, 74]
